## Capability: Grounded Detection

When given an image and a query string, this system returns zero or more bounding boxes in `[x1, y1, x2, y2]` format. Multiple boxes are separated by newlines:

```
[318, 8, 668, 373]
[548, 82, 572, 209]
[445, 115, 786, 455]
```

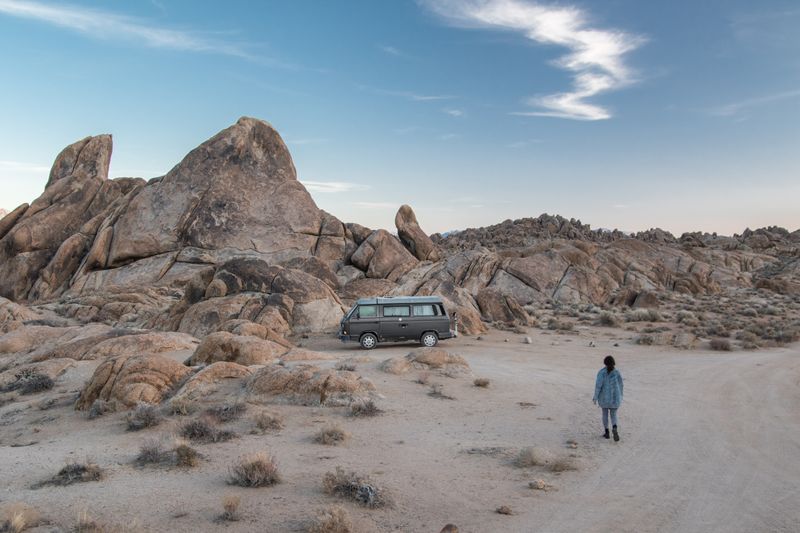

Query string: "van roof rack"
[355, 296, 444, 305]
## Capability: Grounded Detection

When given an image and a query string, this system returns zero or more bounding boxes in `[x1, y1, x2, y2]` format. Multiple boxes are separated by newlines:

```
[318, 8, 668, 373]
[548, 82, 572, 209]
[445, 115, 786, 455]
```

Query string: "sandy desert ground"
[1, 324, 799, 533]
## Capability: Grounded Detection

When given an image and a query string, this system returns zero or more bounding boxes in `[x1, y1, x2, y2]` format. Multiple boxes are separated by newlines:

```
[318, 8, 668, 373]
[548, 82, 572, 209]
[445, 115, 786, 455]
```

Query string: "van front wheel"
[421, 332, 438, 347]
[360, 333, 378, 350]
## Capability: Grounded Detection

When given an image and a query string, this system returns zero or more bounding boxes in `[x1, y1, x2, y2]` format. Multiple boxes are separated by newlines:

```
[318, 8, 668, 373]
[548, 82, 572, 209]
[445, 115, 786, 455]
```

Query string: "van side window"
[383, 306, 410, 317]
[358, 305, 377, 318]
[413, 304, 437, 316]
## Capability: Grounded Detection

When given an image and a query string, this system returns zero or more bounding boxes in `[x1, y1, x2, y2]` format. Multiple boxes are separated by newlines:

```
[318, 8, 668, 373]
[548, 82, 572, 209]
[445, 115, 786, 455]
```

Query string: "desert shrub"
[136, 439, 170, 466]
[414, 372, 430, 385]
[228, 452, 280, 487]
[2, 370, 54, 395]
[547, 318, 573, 331]
[709, 339, 732, 351]
[206, 402, 247, 423]
[473, 378, 490, 388]
[87, 399, 115, 420]
[314, 425, 349, 446]
[515, 447, 550, 468]
[1, 503, 41, 533]
[335, 362, 357, 372]
[704, 323, 730, 338]
[762, 305, 780, 316]
[428, 384, 455, 400]
[220, 495, 240, 522]
[35, 462, 104, 488]
[635, 335, 655, 346]
[625, 309, 662, 322]
[180, 418, 236, 443]
[349, 399, 382, 418]
[168, 397, 195, 416]
[253, 411, 284, 432]
[74, 510, 104, 533]
[675, 310, 698, 326]
[549, 456, 578, 472]
[740, 307, 758, 318]
[308, 506, 353, 533]
[175, 442, 200, 467]
[322, 467, 389, 508]
[598, 311, 620, 327]
[126, 403, 162, 431]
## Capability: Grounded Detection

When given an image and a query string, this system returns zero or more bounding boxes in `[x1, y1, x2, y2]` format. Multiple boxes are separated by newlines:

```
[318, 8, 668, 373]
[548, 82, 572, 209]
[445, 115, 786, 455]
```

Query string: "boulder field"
[0, 116, 798, 410]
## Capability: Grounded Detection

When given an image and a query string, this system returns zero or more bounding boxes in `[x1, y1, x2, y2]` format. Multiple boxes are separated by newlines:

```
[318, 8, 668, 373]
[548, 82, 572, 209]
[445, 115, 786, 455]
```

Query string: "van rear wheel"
[421, 332, 438, 347]
[360, 333, 378, 350]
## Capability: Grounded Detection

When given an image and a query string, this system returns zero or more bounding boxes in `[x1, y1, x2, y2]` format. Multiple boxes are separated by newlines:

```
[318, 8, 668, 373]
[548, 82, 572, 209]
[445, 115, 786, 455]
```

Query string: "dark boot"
[603, 428, 610, 439]
[612, 425, 619, 442]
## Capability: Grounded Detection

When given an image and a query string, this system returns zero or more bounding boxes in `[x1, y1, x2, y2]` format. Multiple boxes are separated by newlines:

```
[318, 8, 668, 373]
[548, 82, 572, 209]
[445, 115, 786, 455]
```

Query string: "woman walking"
[593, 355, 624, 441]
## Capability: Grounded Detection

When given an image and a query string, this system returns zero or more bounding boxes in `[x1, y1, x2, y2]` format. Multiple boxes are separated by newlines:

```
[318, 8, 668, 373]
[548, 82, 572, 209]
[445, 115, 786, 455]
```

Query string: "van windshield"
[344, 305, 357, 320]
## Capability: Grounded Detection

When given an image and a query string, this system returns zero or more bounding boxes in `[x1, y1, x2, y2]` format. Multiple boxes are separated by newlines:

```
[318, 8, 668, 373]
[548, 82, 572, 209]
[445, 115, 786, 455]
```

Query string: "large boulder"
[350, 229, 418, 281]
[76, 354, 193, 409]
[186, 331, 288, 366]
[0, 135, 116, 300]
[395, 204, 440, 262]
[105, 117, 345, 267]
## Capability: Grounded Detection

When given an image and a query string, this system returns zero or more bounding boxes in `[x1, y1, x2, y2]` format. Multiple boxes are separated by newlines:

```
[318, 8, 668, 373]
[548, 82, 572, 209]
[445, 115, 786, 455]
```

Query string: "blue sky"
[0, 0, 798, 235]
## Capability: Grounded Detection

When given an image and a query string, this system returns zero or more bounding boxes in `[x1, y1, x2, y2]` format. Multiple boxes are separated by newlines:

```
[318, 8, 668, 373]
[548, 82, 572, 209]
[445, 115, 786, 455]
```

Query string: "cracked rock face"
[107, 117, 343, 267]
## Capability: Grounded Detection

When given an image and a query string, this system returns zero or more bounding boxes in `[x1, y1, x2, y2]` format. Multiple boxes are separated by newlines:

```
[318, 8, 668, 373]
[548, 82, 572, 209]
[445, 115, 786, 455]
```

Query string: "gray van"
[338, 296, 456, 349]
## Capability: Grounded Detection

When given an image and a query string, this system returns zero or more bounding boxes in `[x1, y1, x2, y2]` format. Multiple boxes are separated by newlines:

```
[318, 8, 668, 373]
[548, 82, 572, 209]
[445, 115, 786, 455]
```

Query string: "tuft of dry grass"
[335, 362, 357, 372]
[322, 467, 390, 508]
[126, 403, 162, 432]
[168, 397, 194, 416]
[74, 509, 104, 533]
[473, 378, 490, 388]
[228, 452, 281, 487]
[253, 411, 284, 433]
[136, 438, 170, 466]
[219, 495, 240, 522]
[307, 506, 353, 533]
[314, 425, 349, 446]
[175, 442, 199, 467]
[546, 318, 574, 331]
[428, 384, 455, 400]
[414, 372, 431, 385]
[180, 417, 236, 443]
[549, 456, 578, 472]
[598, 311, 621, 327]
[625, 309, 663, 323]
[515, 447, 550, 468]
[710, 338, 732, 351]
[1, 503, 41, 533]
[34, 461, 104, 489]
[206, 402, 247, 423]
[87, 399, 115, 420]
[349, 399, 382, 417]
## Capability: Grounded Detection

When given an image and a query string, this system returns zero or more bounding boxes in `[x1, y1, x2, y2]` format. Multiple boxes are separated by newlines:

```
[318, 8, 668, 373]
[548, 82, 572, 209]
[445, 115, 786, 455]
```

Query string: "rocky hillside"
[1, 116, 798, 343]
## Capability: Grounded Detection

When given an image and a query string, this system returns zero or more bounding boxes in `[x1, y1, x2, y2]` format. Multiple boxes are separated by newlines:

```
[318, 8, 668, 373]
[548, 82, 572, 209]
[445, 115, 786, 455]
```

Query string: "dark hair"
[603, 355, 615, 373]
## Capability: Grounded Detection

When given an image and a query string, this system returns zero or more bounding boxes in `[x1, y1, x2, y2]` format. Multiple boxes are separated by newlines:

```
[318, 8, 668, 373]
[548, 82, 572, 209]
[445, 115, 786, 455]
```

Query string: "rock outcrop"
[76, 354, 193, 409]
[0, 115, 796, 361]
[395, 204, 440, 262]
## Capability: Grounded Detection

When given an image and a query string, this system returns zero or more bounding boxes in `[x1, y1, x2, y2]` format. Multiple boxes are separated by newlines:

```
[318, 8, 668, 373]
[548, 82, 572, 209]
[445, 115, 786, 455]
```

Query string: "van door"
[349, 304, 379, 339]
[380, 305, 411, 340]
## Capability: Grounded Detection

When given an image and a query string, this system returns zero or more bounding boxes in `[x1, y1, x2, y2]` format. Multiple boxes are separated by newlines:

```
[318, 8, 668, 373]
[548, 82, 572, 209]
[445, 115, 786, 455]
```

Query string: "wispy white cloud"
[379, 44, 413, 59]
[301, 181, 369, 193]
[443, 108, 465, 117]
[707, 88, 800, 117]
[0, 0, 268, 62]
[422, 0, 644, 120]
[438, 133, 460, 140]
[0, 160, 49, 173]
[393, 126, 420, 135]
[358, 83, 456, 102]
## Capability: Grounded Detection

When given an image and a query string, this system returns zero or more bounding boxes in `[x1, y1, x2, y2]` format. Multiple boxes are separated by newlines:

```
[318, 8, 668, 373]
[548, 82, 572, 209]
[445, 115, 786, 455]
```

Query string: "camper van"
[338, 296, 456, 349]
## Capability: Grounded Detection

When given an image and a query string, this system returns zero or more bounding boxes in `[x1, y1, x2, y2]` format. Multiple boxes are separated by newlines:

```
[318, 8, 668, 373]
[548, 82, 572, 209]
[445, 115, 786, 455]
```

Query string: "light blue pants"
[602, 408, 618, 428]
